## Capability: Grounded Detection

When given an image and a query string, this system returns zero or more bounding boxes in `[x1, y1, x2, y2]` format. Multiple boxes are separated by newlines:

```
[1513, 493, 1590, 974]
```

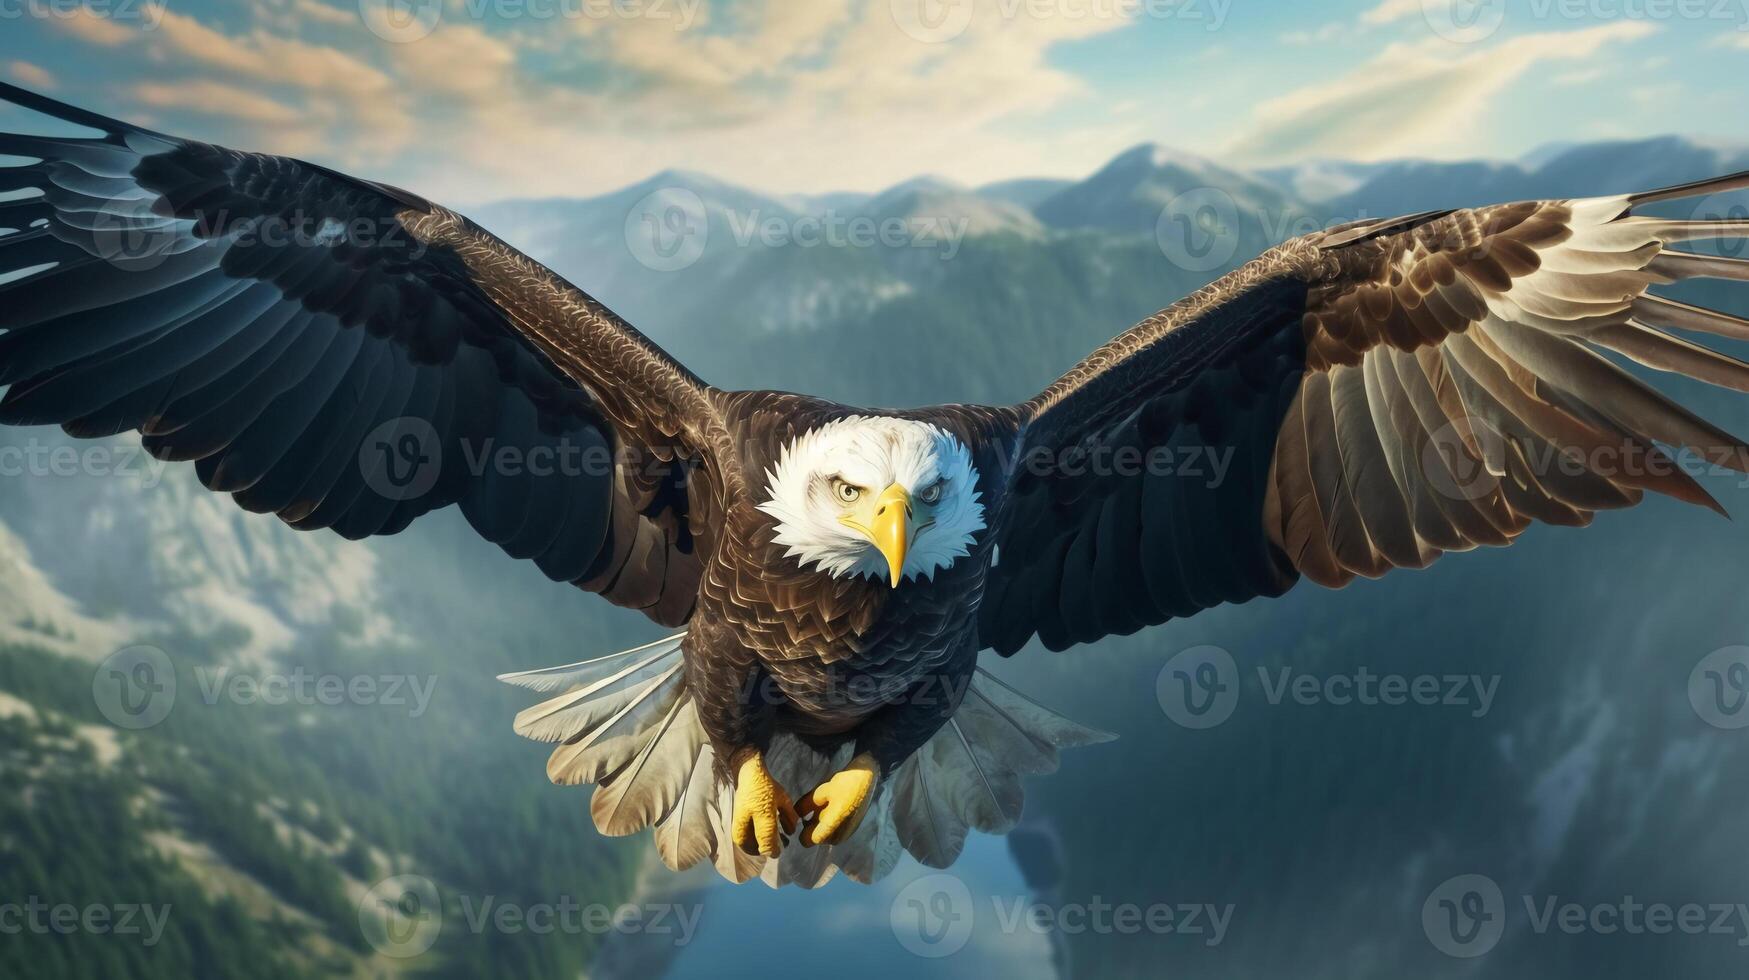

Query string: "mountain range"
[472, 133, 1749, 370]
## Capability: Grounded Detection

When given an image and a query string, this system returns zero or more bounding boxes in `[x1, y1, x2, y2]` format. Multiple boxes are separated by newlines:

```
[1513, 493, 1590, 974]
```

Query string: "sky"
[0, 0, 1745, 204]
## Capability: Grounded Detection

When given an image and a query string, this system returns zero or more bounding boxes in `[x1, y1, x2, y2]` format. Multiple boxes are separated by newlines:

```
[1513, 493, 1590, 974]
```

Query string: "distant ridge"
[1033, 141, 1301, 233]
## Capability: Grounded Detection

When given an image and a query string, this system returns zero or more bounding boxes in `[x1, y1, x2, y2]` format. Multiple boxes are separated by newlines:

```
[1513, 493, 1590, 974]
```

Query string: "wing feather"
[981, 170, 1749, 655]
[0, 83, 720, 626]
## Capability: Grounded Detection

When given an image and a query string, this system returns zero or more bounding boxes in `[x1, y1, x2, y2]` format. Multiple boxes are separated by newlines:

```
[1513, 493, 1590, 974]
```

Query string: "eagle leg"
[796, 752, 880, 847]
[729, 747, 799, 858]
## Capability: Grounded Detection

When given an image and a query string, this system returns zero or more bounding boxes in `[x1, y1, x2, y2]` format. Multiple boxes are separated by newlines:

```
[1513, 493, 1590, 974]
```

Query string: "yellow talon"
[797, 752, 880, 846]
[730, 748, 798, 859]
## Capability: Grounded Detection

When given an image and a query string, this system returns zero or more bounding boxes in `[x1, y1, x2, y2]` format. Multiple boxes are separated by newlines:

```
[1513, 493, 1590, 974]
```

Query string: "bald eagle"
[4, 83, 1749, 887]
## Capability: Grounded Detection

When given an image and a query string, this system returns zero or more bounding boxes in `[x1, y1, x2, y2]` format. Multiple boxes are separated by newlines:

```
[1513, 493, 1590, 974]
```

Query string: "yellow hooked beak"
[869, 483, 912, 587]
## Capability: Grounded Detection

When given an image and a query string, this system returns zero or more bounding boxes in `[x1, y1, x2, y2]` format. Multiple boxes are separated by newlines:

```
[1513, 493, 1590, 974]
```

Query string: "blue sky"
[0, 0, 1745, 203]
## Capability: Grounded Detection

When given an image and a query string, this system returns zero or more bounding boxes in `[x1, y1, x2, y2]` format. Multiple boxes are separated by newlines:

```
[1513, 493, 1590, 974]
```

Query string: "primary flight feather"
[3, 83, 1747, 887]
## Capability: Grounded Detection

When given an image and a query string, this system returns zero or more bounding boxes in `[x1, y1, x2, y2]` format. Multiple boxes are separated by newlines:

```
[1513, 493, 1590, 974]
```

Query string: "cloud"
[37, 0, 1683, 206]
[6, 61, 57, 90]
[135, 81, 302, 123]
[1281, 23, 1344, 45]
[599, 0, 1129, 125]
[1709, 34, 1749, 50]
[1627, 81, 1681, 107]
[50, 8, 135, 46]
[1552, 67, 1604, 86]
[1361, 0, 1433, 25]
[1357, 0, 1455, 25]
[383, 23, 518, 104]
[549, 1, 858, 108]
[388, 0, 1150, 200]
[1227, 22, 1660, 164]
[148, 9, 395, 102]
[51, 7, 411, 160]
[290, 0, 357, 26]
[38, 0, 1151, 199]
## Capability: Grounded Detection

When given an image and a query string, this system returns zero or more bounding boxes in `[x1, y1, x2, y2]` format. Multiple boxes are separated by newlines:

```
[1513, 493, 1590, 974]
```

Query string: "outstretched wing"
[0, 84, 720, 626]
[980, 172, 1749, 654]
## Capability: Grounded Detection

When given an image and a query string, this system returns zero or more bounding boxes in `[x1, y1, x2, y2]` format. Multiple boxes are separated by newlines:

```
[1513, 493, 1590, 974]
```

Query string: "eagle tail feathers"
[502, 636, 1113, 887]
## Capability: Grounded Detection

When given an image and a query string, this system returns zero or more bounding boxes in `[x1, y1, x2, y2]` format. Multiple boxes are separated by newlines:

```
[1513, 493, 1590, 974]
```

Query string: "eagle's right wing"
[0, 83, 719, 626]
[981, 171, 1749, 654]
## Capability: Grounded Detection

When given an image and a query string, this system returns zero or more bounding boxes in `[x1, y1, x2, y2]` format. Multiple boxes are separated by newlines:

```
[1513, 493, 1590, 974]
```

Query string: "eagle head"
[758, 416, 985, 587]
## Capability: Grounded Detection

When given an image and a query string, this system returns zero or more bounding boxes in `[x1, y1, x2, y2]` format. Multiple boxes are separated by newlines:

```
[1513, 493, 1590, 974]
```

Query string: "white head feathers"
[758, 416, 985, 583]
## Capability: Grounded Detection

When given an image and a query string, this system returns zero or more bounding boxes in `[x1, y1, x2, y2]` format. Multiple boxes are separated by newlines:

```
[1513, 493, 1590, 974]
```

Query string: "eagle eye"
[833, 480, 863, 503]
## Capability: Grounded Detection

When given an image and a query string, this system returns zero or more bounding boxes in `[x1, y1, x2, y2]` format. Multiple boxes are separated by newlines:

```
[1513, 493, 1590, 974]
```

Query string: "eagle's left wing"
[980, 173, 1749, 655]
